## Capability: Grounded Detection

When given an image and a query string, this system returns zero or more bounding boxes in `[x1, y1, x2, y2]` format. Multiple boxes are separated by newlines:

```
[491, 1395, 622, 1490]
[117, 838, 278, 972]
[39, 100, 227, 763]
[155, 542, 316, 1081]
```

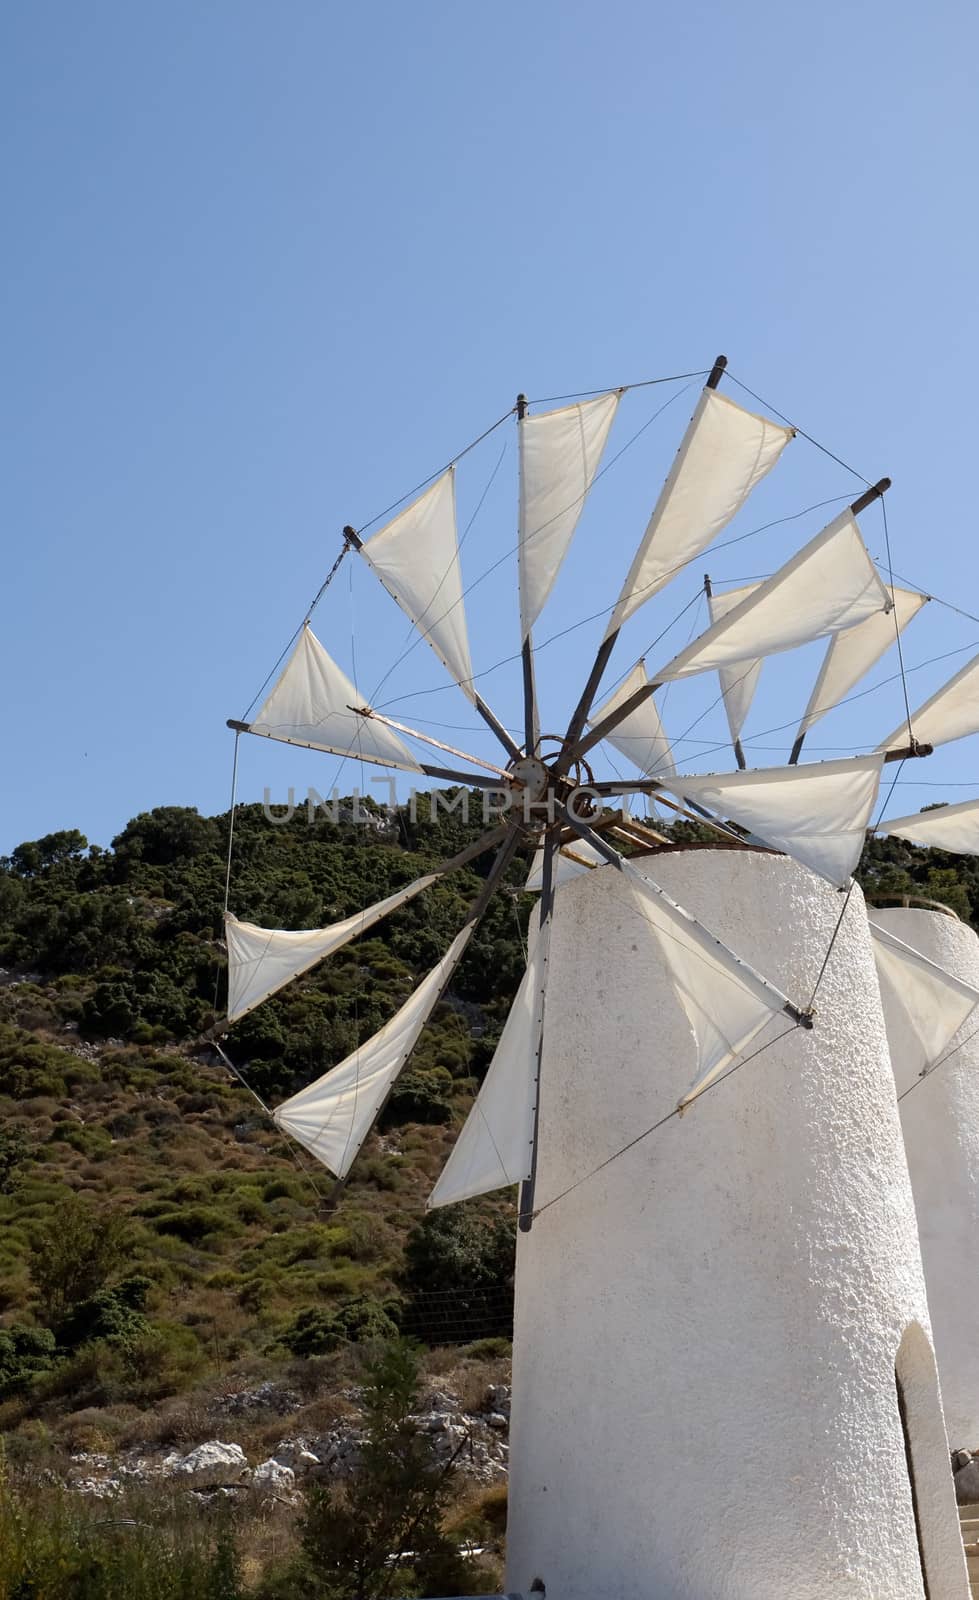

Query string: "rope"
[366, 437, 510, 706]
[521, 1024, 798, 1225]
[352, 406, 515, 539]
[526, 369, 709, 405]
[880, 496, 914, 742]
[222, 733, 240, 917]
[241, 543, 351, 721]
[373, 490, 856, 714]
[725, 371, 874, 487]
[806, 757, 908, 1009]
[212, 1040, 331, 1205]
[371, 382, 700, 709]
[896, 1020, 979, 1104]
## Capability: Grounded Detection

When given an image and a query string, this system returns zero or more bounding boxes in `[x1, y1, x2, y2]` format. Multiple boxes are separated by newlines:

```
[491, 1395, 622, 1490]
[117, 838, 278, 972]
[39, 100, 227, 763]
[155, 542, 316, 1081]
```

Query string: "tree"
[0, 1127, 34, 1195]
[401, 1208, 515, 1345]
[263, 1340, 487, 1600]
[28, 1194, 133, 1327]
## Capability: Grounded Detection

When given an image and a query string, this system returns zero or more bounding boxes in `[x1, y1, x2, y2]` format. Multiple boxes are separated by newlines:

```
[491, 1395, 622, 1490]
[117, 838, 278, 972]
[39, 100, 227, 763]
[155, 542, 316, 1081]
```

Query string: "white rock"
[252, 1459, 296, 1497]
[486, 1412, 508, 1430]
[272, 1439, 321, 1473]
[168, 1441, 250, 1486]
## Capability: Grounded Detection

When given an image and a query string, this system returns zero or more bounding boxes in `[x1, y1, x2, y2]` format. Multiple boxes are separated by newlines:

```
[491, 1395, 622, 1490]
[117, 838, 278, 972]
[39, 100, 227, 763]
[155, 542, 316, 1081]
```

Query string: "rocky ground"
[64, 1377, 511, 1502]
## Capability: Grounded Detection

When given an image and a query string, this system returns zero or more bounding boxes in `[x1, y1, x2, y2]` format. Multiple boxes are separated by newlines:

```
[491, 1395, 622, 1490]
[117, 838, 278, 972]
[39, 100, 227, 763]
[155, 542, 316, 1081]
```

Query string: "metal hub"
[507, 755, 549, 800]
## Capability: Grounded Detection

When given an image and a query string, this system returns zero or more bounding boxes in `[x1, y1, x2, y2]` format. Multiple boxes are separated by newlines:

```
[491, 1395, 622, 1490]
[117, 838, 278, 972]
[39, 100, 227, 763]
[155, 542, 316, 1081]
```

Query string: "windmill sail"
[621, 862, 795, 1109]
[877, 798, 979, 854]
[658, 755, 885, 889]
[359, 469, 475, 700]
[878, 649, 979, 752]
[225, 874, 439, 1021]
[794, 586, 928, 744]
[707, 581, 763, 746]
[248, 625, 422, 772]
[870, 918, 979, 1072]
[519, 392, 619, 638]
[604, 387, 793, 639]
[652, 511, 891, 683]
[589, 663, 675, 776]
[428, 926, 547, 1208]
[274, 926, 472, 1179]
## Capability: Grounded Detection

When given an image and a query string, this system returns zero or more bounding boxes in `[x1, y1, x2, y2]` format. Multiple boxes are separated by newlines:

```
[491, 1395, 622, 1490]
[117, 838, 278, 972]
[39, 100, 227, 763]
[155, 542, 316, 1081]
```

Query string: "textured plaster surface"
[877, 907, 979, 1450]
[507, 851, 966, 1600]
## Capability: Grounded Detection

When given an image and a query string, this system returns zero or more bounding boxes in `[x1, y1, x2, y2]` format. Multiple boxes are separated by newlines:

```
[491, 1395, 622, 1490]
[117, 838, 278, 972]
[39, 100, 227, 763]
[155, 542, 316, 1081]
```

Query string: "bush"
[256, 1339, 488, 1600]
[29, 1195, 133, 1326]
[279, 1297, 399, 1357]
[0, 1326, 57, 1398]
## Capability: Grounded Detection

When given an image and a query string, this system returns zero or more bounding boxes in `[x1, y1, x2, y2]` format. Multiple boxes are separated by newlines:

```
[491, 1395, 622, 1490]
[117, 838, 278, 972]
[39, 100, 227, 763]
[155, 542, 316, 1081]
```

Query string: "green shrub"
[0, 1327, 57, 1398]
[279, 1297, 399, 1356]
[151, 1206, 239, 1246]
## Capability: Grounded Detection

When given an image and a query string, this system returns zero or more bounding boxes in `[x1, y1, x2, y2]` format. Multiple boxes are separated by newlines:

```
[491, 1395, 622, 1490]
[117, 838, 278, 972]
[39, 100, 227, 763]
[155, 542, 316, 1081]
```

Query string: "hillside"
[0, 794, 975, 1592]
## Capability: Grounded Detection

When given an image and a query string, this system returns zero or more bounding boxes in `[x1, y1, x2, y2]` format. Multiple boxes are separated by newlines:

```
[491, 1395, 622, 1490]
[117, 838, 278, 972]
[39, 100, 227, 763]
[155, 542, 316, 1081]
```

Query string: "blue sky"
[3, 0, 979, 854]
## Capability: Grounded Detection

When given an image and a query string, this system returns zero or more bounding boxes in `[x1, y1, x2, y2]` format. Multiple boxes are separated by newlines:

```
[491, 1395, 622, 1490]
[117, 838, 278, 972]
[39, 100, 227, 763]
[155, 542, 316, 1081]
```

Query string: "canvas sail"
[428, 926, 547, 1208]
[275, 926, 472, 1179]
[707, 581, 763, 745]
[588, 663, 675, 776]
[877, 798, 979, 854]
[604, 387, 792, 638]
[225, 874, 439, 1021]
[618, 857, 800, 1109]
[519, 393, 619, 638]
[870, 918, 979, 1073]
[248, 625, 422, 771]
[878, 650, 979, 752]
[652, 511, 891, 682]
[794, 586, 928, 743]
[659, 755, 885, 889]
[359, 469, 475, 699]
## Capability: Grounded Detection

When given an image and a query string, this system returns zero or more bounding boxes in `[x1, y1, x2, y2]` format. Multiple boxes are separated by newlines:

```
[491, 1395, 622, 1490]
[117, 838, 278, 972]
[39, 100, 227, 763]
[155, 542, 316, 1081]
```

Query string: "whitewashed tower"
[506, 851, 966, 1600]
[218, 354, 979, 1599]
[875, 904, 979, 1450]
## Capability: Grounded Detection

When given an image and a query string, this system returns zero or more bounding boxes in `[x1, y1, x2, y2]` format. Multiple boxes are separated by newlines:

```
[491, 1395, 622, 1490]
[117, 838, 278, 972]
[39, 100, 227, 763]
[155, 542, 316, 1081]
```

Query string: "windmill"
[219, 353, 979, 1221]
[219, 356, 979, 1597]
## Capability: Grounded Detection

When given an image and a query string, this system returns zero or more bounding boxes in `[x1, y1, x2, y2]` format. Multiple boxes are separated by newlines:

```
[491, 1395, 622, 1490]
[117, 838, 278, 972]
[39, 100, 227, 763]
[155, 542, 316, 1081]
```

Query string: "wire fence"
[398, 1284, 514, 1347]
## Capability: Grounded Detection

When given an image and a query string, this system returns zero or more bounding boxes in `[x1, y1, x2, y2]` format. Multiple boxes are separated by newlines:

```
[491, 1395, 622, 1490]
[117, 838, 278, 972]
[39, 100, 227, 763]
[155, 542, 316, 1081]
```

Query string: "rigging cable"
[880, 495, 915, 743]
[725, 371, 873, 487]
[896, 1018, 979, 1105]
[805, 757, 908, 1011]
[522, 1025, 798, 1225]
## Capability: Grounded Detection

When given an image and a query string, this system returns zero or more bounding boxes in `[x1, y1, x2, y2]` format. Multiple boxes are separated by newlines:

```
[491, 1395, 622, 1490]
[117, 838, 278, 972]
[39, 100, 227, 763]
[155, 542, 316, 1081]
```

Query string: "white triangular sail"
[359, 469, 475, 699]
[248, 625, 422, 772]
[870, 917, 979, 1073]
[274, 926, 472, 1179]
[225, 874, 439, 1022]
[659, 755, 884, 889]
[524, 839, 607, 891]
[795, 586, 928, 742]
[519, 392, 619, 638]
[619, 857, 798, 1108]
[878, 650, 979, 753]
[428, 926, 547, 1208]
[588, 663, 675, 776]
[877, 799, 979, 854]
[604, 387, 793, 639]
[652, 511, 891, 683]
[707, 582, 763, 745]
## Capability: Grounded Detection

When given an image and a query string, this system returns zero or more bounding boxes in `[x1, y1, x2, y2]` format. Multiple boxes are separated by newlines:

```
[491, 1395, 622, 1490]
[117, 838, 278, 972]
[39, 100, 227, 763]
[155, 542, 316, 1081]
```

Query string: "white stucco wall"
[875, 906, 979, 1450]
[507, 849, 966, 1600]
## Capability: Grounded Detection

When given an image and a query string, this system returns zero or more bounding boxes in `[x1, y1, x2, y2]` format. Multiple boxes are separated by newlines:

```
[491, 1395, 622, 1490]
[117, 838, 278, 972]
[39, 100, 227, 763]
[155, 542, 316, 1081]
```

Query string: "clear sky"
[3, 0, 979, 855]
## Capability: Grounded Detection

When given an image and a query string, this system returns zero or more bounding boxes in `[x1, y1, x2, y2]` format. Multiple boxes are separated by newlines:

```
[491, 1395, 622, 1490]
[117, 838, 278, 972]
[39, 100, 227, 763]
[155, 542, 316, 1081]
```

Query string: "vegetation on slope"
[0, 795, 974, 1592]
